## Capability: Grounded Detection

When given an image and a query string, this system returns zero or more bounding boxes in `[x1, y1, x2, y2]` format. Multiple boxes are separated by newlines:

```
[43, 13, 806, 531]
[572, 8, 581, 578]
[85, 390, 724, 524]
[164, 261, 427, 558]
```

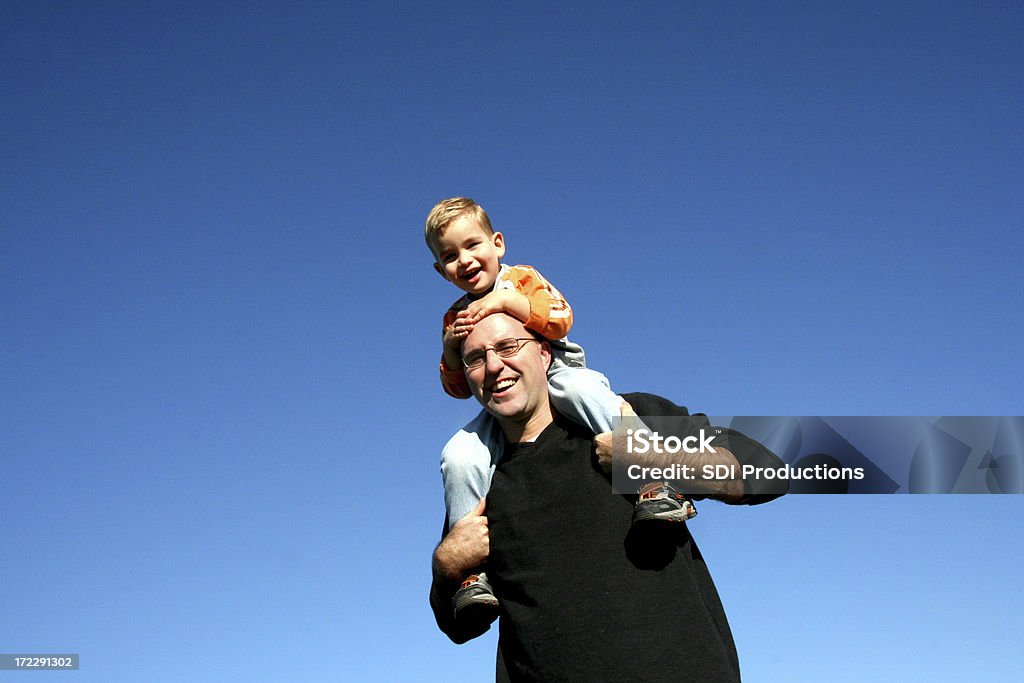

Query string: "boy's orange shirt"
[440, 264, 573, 399]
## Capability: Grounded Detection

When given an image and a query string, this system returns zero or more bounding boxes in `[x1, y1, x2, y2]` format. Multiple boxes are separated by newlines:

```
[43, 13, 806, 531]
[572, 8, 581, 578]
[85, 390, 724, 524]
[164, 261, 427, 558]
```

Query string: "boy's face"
[432, 215, 506, 296]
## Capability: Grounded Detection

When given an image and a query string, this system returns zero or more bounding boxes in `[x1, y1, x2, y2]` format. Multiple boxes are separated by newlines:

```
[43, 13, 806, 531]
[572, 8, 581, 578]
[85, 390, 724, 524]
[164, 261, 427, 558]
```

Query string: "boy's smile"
[432, 215, 506, 296]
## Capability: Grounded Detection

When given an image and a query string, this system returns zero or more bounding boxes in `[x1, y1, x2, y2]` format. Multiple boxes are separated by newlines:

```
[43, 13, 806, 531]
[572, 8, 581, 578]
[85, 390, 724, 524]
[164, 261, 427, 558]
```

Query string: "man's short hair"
[425, 197, 493, 256]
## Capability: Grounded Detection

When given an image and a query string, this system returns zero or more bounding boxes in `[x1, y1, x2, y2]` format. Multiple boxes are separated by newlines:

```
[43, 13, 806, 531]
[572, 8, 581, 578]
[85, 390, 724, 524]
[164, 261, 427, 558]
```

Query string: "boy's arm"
[508, 265, 574, 339]
[453, 265, 573, 340]
[439, 359, 471, 399]
[442, 292, 529, 398]
[449, 289, 532, 337]
[440, 309, 472, 399]
[439, 265, 572, 398]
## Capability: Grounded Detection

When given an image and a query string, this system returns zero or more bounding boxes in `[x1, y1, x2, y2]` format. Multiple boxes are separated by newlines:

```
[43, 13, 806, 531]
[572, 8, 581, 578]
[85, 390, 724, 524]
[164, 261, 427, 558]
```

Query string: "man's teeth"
[493, 378, 517, 392]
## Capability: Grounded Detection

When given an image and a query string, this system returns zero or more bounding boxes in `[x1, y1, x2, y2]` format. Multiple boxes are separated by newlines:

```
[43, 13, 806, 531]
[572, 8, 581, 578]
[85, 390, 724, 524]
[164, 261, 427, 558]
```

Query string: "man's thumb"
[472, 497, 487, 515]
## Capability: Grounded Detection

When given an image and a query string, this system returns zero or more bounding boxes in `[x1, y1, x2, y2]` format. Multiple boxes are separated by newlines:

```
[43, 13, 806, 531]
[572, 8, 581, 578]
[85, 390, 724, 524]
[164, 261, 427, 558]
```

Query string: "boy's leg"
[633, 481, 699, 522]
[546, 366, 698, 524]
[546, 366, 621, 434]
[439, 409, 503, 623]
[440, 410, 504, 530]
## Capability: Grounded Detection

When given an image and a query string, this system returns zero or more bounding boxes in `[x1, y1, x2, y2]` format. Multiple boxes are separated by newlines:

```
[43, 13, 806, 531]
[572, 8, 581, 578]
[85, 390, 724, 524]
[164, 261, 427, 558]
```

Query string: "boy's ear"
[492, 231, 506, 259]
[433, 262, 450, 281]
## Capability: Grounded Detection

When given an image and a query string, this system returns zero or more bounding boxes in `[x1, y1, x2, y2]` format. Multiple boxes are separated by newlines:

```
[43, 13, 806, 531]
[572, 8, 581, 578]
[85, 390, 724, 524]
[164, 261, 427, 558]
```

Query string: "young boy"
[426, 197, 697, 625]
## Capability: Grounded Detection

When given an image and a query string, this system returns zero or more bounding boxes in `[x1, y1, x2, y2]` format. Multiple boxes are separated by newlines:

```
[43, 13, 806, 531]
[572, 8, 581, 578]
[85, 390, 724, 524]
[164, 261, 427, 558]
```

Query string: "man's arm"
[595, 401, 744, 501]
[598, 393, 788, 504]
[428, 498, 494, 643]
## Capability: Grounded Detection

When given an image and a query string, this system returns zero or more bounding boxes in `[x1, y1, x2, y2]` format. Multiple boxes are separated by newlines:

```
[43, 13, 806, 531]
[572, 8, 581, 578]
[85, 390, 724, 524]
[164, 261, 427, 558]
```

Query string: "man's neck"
[497, 404, 555, 444]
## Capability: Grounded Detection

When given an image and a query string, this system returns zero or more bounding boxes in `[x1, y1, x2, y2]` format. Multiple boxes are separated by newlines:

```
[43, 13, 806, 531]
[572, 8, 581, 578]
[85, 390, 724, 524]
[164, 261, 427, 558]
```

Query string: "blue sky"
[2, 1, 1021, 681]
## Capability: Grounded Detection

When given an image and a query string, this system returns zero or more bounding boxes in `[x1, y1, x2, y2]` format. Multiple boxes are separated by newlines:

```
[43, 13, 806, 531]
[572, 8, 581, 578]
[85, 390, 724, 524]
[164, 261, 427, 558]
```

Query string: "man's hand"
[594, 400, 636, 473]
[433, 497, 490, 582]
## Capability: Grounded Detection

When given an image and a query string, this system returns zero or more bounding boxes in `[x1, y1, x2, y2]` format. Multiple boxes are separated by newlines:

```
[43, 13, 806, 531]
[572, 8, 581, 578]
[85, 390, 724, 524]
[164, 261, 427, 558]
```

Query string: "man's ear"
[539, 340, 552, 371]
[492, 231, 506, 259]
[433, 262, 450, 281]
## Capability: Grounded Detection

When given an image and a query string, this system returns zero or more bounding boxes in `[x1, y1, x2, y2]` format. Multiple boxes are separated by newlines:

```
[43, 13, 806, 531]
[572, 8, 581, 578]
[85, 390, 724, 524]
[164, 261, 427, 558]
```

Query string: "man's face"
[462, 314, 551, 428]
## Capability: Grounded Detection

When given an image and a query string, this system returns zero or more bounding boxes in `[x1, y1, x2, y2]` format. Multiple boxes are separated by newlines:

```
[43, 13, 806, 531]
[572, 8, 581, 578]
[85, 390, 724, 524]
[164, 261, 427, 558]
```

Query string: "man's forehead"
[463, 314, 526, 349]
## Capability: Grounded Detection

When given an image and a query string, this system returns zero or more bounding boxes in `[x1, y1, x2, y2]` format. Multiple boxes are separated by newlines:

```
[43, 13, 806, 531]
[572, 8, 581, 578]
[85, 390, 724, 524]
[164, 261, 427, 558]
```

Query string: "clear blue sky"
[2, 2, 1021, 681]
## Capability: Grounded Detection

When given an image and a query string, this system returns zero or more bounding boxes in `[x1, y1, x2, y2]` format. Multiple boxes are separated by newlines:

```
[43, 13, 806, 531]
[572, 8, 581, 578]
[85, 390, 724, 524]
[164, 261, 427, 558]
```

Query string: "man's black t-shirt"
[431, 393, 785, 682]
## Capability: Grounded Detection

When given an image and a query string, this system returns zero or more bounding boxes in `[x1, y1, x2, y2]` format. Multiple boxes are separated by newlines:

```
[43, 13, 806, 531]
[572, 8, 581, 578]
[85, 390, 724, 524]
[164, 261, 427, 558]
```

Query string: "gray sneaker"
[453, 572, 499, 623]
[632, 481, 698, 524]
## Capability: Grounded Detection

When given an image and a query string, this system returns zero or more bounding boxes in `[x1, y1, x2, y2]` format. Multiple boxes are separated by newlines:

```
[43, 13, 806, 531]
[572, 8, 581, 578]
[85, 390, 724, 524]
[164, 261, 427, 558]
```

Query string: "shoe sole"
[454, 596, 500, 627]
[633, 506, 697, 523]
[455, 591, 499, 610]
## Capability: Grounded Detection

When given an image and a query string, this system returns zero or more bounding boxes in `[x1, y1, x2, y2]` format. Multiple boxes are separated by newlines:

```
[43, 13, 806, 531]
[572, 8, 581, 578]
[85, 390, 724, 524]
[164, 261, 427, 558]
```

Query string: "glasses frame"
[461, 337, 540, 370]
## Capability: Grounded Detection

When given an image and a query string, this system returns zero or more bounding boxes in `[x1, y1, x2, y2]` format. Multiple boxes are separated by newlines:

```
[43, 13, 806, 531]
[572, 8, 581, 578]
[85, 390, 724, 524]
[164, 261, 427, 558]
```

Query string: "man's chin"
[484, 397, 524, 421]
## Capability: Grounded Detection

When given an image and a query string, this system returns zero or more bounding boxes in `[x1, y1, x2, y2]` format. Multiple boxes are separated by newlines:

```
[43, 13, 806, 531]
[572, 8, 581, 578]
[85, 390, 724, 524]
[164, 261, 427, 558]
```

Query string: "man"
[430, 313, 786, 681]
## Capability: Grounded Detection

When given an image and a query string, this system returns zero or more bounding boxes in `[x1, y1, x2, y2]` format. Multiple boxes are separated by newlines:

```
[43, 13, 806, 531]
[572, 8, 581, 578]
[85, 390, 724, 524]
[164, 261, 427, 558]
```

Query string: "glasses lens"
[463, 339, 533, 369]
[494, 339, 520, 357]
[463, 351, 485, 368]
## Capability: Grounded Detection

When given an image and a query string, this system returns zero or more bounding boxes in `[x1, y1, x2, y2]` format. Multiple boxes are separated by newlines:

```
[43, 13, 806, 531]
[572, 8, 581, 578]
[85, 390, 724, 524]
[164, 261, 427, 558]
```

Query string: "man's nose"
[483, 348, 506, 373]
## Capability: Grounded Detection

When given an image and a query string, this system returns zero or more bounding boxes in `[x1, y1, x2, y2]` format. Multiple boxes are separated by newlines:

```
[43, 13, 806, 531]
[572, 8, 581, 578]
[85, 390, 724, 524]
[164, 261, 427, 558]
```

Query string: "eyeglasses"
[462, 337, 539, 369]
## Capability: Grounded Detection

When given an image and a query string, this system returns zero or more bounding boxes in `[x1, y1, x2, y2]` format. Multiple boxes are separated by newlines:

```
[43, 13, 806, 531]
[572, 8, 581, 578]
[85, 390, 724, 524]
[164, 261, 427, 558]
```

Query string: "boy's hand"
[442, 323, 463, 370]
[451, 311, 475, 338]
[443, 322, 461, 349]
[453, 290, 530, 337]
[452, 291, 505, 337]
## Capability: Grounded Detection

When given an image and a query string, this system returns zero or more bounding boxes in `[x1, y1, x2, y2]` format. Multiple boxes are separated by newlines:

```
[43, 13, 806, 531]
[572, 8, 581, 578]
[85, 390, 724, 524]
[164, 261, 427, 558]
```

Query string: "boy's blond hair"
[425, 197, 494, 256]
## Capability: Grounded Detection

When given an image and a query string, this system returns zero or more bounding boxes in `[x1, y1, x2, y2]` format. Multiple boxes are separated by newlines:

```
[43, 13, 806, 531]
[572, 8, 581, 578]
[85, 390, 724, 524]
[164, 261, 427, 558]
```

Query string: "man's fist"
[594, 400, 636, 473]
[433, 497, 490, 581]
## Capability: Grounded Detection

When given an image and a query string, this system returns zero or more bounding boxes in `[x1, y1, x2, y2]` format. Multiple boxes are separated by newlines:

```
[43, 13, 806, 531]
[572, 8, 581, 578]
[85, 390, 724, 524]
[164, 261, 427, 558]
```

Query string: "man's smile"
[488, 376, 519, 397]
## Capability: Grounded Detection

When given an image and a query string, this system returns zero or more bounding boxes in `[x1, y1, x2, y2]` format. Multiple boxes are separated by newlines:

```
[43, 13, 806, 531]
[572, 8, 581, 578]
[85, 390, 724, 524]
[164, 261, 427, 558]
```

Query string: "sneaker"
[632, 481, 698, 524]
[453, 572, 500, 624]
